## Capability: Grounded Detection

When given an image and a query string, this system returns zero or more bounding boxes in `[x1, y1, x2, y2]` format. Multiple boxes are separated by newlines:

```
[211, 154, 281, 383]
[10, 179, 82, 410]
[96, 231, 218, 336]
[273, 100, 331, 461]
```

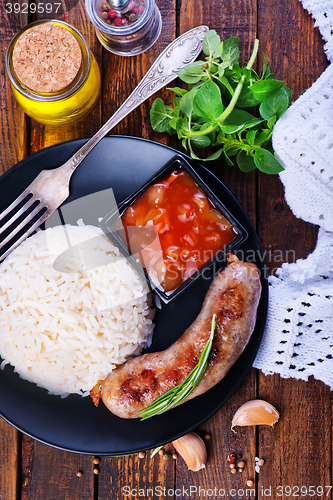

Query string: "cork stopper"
[12, 23, 82, 93]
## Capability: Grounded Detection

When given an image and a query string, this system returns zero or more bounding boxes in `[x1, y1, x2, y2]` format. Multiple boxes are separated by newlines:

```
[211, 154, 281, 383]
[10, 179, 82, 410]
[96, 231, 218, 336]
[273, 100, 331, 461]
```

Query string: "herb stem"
[139, 314, 217, 420]
[184, 39, 259, 139]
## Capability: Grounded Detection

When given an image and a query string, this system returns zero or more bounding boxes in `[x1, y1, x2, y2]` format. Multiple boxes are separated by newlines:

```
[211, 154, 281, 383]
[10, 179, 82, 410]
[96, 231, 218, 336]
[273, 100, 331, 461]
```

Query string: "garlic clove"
[172, 432, 207, 471]
[231, 399, 280, 428]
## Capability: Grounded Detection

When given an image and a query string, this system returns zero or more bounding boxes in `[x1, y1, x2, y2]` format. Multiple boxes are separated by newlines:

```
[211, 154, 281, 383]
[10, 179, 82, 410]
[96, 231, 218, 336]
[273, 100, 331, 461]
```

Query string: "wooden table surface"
[0, 0, 331, 499]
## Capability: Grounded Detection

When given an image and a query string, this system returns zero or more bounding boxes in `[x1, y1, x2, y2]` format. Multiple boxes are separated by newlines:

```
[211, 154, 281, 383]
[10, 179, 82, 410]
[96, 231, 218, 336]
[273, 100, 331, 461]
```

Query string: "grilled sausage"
[90, 254, 261, 418]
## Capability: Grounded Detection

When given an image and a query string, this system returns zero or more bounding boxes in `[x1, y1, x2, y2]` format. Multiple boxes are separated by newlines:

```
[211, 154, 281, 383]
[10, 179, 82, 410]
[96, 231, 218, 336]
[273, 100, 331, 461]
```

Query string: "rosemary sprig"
[150, 445, 164, 458]
[139, 314, 217, 421]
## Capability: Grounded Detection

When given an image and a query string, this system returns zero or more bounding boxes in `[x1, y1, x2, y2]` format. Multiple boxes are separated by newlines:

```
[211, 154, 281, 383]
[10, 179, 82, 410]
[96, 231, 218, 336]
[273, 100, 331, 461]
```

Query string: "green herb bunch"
[150, 30, 292, 174]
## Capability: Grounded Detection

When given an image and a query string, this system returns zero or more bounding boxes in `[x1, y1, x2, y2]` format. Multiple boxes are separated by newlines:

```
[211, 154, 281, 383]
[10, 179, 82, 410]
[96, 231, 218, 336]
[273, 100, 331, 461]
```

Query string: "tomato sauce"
[121, 169, 238, 293]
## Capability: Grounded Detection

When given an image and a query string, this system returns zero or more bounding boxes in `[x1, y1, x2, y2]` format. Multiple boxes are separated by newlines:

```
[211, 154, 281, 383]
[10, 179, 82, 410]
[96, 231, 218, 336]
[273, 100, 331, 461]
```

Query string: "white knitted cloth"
[254, 229, 333, 388]
[253, 0, 333, 388]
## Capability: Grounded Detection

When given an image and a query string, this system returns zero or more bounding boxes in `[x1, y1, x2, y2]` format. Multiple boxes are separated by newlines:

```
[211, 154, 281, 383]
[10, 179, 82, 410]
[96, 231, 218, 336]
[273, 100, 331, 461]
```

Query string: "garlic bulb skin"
[172, 432, 207, 471]
[232, 399, 280, 428]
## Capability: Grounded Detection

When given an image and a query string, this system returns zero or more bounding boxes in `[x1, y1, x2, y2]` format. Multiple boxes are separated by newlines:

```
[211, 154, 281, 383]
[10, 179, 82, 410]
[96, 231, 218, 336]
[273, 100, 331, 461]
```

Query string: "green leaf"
[205, 148, 224, 160]
[214, 41, 224, 58]
[150, 98, 173, 132]
[284, 87, 293, 105]
[223, 141, 244, 157]
[217, 75, 235, 95]
[240, 117, 264, 131]
[220, 125, 243, 134]
[202, 30, 221, 57]
[222, 37, 240, 67]
[166, 116, 182, 132]
[191, 135, 211, 148]
[256, 129, 271, 144]
[193, 81, 223, 121]
[223, 149, 235, 166]
[177, 69, 203, 84]
[246, 130, 257, 146]
[260, 53, 271, 79]
[237, 150, 257, 172]
[260, 87, 290, 120]
[179, 88, 198, 118]
[236, 84, 261, 108]
[267, 115, 277, 129]
[220, 109, 257, 133]
[253, 148, 284, 174]
[182, 61, 206, 75]
[190, 147, 223, 162]
[170, 86, 188, 97]
[250, 80, 286, 101]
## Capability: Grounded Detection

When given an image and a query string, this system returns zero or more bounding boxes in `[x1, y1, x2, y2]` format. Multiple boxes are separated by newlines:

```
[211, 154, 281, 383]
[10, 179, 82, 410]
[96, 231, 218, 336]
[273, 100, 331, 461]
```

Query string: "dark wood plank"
[0, 5, 29, 499]
[257, 0, 331, 498]
[21, 436, 94, 500]
[101, 0, 177, 146]
[19, 2, 103, 498]
[99, 452, 175, 500]
[97, 2, 177, 498]
[176, 0, 259, 496]
[0, 418, 19, 500]
[175, 369, 257, 497]
[0, 4, 29, 176]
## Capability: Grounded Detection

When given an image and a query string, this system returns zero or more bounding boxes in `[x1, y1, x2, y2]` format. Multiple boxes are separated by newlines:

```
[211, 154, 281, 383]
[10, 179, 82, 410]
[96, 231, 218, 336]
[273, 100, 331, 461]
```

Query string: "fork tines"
[0, 191, 48, 261]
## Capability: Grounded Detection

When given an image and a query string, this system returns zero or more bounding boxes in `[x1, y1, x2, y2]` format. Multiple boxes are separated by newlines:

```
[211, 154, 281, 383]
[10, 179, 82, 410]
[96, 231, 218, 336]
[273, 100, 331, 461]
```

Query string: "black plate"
[0, 136, 268, 455]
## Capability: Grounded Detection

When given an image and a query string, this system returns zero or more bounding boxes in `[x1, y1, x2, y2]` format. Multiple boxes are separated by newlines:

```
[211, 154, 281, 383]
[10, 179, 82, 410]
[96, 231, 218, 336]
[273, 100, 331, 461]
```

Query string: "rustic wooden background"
[0, 0, 331, 498]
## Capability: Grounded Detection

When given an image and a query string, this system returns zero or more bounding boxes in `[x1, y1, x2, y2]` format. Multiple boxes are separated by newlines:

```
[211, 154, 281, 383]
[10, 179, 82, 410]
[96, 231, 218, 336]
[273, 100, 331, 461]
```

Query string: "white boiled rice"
[0, 224, 154, 396]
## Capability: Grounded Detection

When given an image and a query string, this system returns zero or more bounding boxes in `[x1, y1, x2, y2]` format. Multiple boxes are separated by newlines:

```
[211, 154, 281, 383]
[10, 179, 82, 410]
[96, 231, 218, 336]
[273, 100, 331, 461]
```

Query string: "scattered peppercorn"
[76, 471, 83, 477]
[158, 448, 164, 456]
[237, 460, 245, 468]
[247, 480, 254, 487]
[257, 458, 265, 466]
[229, 463, 236, 469]
[238, 468, 243, 473]
[172, 453, 177, 460]
[93, 457, 100, 465]
[138, 451, 145, 459]
[227, 453, 236, 463]
[99, 0, 145, 27]
[204, 433, 211, 440]
[231, 468, 237, 474]
[93, 468, 99, 475]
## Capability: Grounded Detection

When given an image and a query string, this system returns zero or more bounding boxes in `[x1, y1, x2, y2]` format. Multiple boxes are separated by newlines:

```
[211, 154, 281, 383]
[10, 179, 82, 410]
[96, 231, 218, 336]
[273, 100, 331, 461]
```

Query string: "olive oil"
[6, 20, 101, 126]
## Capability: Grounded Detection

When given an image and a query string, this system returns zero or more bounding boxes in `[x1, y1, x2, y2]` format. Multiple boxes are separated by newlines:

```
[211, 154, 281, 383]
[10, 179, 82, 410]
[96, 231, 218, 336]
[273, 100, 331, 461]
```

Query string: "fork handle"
[57, 26, 208, 183]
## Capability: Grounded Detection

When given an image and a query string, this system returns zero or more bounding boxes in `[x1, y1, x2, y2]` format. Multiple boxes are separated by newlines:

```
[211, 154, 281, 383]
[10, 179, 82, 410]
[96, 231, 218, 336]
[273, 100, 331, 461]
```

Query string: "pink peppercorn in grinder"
[85, 0, 162, 56]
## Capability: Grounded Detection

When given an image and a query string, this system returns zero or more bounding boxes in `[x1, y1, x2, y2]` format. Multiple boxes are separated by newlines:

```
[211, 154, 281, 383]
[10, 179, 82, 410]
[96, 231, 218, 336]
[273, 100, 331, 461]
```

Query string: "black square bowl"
[100, 154, 248, 304]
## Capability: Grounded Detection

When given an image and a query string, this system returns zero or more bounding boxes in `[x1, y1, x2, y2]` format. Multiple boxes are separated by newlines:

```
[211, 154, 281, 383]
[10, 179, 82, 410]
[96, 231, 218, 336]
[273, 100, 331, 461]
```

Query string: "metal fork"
[0, 25, 208, 260]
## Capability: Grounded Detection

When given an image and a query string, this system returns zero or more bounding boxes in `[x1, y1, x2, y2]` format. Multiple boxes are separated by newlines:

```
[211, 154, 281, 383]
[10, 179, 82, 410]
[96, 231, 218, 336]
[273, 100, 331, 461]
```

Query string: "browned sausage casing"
[93, 254, 262, 418]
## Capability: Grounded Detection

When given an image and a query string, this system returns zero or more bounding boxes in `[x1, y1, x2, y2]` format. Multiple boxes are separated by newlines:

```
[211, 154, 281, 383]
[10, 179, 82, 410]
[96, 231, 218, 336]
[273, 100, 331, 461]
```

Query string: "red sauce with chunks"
[121, 169, 238, 292]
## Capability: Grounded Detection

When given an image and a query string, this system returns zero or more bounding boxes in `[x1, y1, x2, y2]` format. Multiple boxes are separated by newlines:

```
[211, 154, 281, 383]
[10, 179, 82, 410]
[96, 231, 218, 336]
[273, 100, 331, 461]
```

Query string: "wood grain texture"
[20, 438, 94, 500]
[101, 0, 177, 145]
[0, 419, 19, 500]
[18, 3, 103, 499]
[97, 2, 177, 498]
[1, 0, 332, 497]
[0, 6, 27, 500]
[257, 0, 331, 499]
[175, 0, 259, 497]
[175, 369, 257, 497]
[99, 452, 175, 500]
[0, 6, 29, 176]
